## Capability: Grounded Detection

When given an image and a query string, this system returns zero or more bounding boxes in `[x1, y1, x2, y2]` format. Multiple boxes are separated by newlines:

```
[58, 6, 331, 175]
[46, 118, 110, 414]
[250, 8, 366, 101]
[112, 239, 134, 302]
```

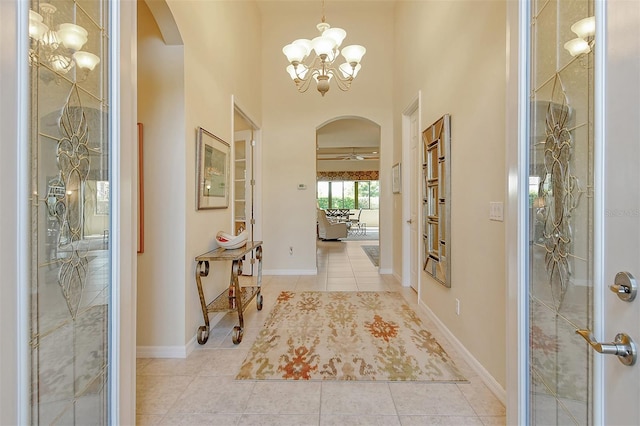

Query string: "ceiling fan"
[317, 148, 379, 161]
[344, 151, 365, 161]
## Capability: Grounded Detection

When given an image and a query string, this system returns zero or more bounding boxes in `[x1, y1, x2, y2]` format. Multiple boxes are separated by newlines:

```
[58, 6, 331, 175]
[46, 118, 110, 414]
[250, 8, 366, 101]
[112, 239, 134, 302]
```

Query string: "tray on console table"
[194, 241, 263, 344]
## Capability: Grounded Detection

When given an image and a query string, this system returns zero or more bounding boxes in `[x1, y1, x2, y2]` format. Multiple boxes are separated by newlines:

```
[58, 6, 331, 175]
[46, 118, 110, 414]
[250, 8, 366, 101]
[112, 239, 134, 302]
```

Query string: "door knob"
[576, 329, 637, 366]
[406, 219, 413, 224]
[609, 271, 637, 302]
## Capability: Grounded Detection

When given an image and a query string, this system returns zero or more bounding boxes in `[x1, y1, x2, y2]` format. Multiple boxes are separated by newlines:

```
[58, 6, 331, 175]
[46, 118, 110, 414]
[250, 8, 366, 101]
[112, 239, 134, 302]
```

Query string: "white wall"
[137, 0, 262, 351]
[394, 1, 508, 387]
[260, 1, 395, 274]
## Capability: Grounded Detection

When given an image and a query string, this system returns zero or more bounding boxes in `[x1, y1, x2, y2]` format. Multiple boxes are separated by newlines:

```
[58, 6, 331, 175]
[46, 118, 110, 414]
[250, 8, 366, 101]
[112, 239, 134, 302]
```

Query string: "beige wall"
[394, 1, 508, 387]
[172, 0, 262, 348]
[137, 2, 186, 348]
[260, 1, 395, 273]
[137, 0, 262, 349]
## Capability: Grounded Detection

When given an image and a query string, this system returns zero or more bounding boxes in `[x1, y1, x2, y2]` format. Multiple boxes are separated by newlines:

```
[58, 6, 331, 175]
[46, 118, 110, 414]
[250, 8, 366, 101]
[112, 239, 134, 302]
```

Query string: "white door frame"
[504, 1, 529, 424]
[0, 1, 30, 423]
[113, 1, 138, 423]
[232, 96, 262, 243]
[401, 93, 421, 289]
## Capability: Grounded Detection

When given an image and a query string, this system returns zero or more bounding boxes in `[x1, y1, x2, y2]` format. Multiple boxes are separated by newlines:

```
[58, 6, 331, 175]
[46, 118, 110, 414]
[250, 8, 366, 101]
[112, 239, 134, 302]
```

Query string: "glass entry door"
[528, 0, 595, 423]
[28, 0, 110, 422]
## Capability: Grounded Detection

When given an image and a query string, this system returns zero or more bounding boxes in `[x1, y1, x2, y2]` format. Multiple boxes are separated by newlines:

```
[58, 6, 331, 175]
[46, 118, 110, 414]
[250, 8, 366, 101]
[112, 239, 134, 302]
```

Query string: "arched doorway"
[316, 117, 381, 251]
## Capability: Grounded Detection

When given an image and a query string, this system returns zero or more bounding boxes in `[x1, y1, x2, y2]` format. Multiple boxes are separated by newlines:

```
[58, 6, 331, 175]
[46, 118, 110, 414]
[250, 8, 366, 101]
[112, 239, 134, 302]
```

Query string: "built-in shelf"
[234, 130, 254, 275]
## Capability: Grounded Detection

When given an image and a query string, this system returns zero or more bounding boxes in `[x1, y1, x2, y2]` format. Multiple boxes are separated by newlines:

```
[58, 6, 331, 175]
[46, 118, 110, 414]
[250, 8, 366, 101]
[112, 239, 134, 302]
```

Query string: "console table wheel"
[256, 293, 263, 311]
[232, 326, 244, 344]
[197, 325, 210, 344]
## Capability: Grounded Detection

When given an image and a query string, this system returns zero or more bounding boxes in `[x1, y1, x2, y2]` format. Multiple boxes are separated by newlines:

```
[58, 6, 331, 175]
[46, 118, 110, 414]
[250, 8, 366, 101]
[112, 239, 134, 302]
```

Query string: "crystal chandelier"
[28, 2, 100, 77]
[282, 0, 366, 97]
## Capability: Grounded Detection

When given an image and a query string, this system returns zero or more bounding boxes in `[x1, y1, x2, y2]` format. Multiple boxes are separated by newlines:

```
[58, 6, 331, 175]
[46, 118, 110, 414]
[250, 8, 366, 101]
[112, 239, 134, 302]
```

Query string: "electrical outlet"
[455, 299, 460, 315]
[289, 246, 293, 255]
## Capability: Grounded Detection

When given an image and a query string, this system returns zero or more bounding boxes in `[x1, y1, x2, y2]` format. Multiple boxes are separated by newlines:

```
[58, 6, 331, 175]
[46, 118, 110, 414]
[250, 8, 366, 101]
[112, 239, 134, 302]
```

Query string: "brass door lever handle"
[576, 329, 637, 366]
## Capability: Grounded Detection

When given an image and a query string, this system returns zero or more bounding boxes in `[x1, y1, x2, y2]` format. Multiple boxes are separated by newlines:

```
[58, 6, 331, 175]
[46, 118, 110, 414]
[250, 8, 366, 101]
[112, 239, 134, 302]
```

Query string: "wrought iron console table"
[194, 241, 263, 344]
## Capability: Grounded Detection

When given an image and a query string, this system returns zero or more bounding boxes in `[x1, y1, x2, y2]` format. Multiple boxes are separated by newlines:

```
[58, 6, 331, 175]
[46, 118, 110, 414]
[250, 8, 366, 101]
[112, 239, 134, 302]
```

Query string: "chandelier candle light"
[564, 16, 595, 57]
[28, 2, 100, 77]
[282, 1, 366, 96]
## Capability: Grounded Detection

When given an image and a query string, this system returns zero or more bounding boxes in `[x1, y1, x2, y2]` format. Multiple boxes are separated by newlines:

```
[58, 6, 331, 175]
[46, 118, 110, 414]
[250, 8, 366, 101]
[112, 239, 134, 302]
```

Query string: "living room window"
[317, 180, 379, 210]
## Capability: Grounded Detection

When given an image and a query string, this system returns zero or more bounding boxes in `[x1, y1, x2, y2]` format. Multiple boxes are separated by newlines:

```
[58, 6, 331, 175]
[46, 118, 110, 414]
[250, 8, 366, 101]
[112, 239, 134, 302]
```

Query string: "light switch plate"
[489, 201, 504, 221]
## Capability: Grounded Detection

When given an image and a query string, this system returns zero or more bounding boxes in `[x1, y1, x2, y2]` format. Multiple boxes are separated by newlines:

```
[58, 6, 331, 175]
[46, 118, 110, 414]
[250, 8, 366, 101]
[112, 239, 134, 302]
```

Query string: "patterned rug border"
[236, 291, 468, 383]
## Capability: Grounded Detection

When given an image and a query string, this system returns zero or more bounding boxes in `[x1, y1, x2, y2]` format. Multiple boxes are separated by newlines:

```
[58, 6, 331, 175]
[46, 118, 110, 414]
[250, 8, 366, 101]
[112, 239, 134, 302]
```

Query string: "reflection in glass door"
[28, 0, 110, 422]
[528, 0, 595, 424]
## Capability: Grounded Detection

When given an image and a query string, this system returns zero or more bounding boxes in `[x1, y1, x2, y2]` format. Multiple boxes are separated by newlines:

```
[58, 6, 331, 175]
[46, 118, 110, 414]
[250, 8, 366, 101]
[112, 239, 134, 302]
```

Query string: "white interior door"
[600, 0, 640, 423]
[409, 109, 420, 291]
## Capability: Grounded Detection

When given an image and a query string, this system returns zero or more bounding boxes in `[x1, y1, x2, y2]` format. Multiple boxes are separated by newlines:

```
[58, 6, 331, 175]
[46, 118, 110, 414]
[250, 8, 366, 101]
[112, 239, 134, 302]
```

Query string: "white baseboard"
[418, 300, 507, 405]
[379, 268, 392, 274]
[392, 271, 404, 284]
[137, 312, 226, 359]
[263, 269, 317, 275]
[185, 334, 197, 357]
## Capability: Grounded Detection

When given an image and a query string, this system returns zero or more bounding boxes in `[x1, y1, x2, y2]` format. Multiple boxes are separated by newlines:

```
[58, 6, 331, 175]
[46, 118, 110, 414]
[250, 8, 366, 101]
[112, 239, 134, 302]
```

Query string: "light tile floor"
[136, 240, 505, 425]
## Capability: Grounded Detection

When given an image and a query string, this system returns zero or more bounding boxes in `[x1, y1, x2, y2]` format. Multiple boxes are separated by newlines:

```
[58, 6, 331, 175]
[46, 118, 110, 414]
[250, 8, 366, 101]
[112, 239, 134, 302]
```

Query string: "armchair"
[317, 209, 348, 240]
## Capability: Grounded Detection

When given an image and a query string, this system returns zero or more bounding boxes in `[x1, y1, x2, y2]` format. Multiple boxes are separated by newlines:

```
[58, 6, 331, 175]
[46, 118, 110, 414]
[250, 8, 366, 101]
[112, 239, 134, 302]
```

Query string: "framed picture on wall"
[392, 162, 401, 193]
[196, 126, 230, 210]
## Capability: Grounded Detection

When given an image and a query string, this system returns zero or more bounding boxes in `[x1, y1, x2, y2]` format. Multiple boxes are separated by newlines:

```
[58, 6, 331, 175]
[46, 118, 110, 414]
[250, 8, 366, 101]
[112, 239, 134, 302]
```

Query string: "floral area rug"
[236, 291, 467, 382]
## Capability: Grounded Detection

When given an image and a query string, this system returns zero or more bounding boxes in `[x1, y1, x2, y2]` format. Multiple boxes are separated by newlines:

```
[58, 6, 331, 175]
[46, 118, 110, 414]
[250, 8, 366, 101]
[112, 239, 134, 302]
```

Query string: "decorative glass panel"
[28, 0, 110, 423]
[528, 0, 594, 424]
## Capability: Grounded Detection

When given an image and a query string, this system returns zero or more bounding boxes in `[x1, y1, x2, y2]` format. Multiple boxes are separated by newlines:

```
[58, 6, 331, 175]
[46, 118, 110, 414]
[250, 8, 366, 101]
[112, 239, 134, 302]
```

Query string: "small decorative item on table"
[216, 229, 248, 250]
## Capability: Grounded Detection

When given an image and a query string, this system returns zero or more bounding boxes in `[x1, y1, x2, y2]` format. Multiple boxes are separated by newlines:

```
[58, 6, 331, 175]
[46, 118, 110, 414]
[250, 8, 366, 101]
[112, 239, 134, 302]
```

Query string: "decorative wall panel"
[422, 114, 451, 287]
